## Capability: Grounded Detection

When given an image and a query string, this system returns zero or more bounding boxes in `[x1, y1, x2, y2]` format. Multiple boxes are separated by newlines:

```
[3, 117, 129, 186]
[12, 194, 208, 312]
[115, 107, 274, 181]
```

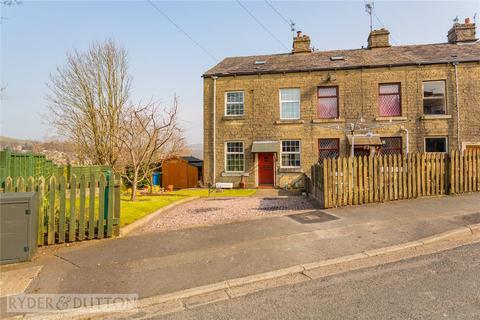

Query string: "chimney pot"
[465, 17, 470, 24]
[297, 31, 302, 37]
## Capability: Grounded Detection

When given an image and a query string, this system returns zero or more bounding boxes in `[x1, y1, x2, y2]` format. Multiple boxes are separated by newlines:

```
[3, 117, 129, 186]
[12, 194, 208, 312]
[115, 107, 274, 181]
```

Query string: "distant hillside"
[0, 136, 36, 144]
[0, 136, 79, 165]
[0, 136, 38, 150]
[1, 136, 204, 163]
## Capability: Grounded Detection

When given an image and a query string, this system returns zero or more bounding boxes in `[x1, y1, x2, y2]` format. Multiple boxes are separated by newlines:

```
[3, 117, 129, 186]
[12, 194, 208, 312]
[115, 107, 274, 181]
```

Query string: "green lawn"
[120, 188, 257, 227]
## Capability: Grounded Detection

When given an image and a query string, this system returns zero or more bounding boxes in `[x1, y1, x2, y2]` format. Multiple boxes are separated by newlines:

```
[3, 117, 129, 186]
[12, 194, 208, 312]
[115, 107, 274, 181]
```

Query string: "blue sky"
[1, 1, 479, 145]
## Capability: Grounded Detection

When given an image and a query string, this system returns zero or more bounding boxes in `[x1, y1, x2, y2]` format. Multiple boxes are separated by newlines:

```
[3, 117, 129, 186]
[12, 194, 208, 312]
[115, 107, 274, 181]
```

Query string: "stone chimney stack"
[292, 31, 312, 54]
[447, 18, 478, 44]
[367, 28, 390, 49]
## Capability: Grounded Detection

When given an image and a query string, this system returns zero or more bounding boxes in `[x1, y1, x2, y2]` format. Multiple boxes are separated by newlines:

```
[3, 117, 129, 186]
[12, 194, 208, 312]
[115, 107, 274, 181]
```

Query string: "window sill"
[278, 167, 303, 173]
[375, 116, 407, 121]
[221, 172, 250, 177]
[222, 116, 245, 121]
[312, 118, 345, 123]
[275, 120, 304, 125]
[420, 114, 452, 120]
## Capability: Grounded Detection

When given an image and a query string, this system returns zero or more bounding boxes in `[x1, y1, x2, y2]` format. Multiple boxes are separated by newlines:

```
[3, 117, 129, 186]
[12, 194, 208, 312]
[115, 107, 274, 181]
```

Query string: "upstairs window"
[425, 137, 447, 153]
[423, 81, 446, 114]
[280, 88, 300, 120]
[318, 87, 339, 119]
[225, 91, 244, 116]
[379, 83, 401, 116]
[318, 139, 339, 162]
[281, 140, 301, 168]
[380, 137, 403, 155]
[225, 142, 244, 172]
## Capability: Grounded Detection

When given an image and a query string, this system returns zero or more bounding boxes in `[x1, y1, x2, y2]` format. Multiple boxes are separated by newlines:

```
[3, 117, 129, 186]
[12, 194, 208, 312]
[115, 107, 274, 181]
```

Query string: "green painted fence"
[3, 173, 121, 246]
[0, 150, 63, 184]
[0, 150, 110, 187]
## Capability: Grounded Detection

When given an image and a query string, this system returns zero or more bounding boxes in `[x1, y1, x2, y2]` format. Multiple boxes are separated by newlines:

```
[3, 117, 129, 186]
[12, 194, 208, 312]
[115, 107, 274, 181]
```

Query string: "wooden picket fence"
[311, 150, 480, 209]
[2, 173, 121, 246]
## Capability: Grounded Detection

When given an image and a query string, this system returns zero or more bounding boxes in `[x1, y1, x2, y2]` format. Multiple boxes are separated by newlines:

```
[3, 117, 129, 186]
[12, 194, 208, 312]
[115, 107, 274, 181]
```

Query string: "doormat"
[288, 211, 339, 224]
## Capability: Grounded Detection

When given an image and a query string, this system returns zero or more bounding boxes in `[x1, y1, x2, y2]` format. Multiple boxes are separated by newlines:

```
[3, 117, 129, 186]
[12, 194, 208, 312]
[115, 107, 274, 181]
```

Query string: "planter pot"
[166, 185, 174, 192]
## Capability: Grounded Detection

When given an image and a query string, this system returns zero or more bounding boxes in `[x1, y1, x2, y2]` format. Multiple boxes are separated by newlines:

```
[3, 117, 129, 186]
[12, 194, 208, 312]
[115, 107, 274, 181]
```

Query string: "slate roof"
[203, 42, 480, 77]
[181, 156, 203, 167]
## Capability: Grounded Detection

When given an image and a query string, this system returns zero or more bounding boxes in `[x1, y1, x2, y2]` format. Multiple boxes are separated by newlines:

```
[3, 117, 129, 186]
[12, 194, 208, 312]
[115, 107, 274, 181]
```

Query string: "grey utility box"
[0, 192, 37, 265]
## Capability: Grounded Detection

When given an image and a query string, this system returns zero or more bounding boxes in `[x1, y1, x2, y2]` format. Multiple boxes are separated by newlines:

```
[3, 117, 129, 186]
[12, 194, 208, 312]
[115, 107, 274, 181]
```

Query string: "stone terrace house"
[203, 19, 480, 189]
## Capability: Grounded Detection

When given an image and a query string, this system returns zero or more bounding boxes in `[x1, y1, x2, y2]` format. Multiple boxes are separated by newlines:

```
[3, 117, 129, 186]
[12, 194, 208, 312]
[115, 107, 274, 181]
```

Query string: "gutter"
[400, 126, 409, 154]
[212, 76, 218, 185]
[453, 62, 461, 149]
[202, 59, 480, 78]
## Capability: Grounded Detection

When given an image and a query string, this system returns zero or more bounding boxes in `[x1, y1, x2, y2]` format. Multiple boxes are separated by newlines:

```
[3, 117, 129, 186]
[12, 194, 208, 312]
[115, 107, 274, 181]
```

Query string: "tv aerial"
[365, 1, 374, 32]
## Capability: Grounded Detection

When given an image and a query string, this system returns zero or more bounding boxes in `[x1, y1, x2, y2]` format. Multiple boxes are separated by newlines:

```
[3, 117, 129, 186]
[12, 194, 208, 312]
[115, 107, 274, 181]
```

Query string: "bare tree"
[119, 97, 185, 201]
[1, 1, 22, 5]
[46, 39, 131, 169]
[1, 0, 21, 22]
[0, 85, 7, 99]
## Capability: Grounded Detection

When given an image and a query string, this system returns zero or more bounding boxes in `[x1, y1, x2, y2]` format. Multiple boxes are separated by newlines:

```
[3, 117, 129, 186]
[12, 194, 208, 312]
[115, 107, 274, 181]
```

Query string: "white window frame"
[225, 141, 245, 173]
[225, 91, 244, 116]
[279, 88, 301, 120]
[424, 136, 448, 153]
[280, 140, 301, 168]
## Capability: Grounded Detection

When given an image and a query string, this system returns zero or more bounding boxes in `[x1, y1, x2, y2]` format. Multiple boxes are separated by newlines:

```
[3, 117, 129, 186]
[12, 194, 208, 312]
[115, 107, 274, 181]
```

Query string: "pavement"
[1, 192, 480, 318]
[156, 241, 480, 320]
[0, 266, 43, 298]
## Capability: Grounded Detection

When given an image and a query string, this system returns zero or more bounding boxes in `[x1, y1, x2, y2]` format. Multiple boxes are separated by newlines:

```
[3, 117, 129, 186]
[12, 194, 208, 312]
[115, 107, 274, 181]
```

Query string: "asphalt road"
[155, 242, 480, 320]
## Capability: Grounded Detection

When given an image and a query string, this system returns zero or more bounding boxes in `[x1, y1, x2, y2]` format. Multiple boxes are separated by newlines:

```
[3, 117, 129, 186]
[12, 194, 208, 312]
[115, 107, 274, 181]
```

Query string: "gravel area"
[134, 196, 317, 234]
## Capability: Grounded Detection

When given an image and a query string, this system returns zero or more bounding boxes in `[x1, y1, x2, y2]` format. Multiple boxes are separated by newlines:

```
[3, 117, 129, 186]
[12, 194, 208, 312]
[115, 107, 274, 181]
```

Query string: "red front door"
[258, 153, 274, 185]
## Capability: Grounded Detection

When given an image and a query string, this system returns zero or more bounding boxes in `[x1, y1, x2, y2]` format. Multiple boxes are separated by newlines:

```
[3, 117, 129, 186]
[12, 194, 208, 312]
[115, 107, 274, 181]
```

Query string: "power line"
[264, 0, 290, 26]
[372, 11, 399, 45]
[363, 0, 398, 45]
[264, 0, 296, 32]
[264, 0, 297, 38]
[362, 1, 422, 66]
[236, 0, 289, 51]
[147, 0, 218, 62]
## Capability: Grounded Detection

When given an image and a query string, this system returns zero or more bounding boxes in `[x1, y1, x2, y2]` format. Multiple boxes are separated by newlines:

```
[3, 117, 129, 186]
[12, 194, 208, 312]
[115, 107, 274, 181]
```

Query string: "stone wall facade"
[203, 62, 480, 189]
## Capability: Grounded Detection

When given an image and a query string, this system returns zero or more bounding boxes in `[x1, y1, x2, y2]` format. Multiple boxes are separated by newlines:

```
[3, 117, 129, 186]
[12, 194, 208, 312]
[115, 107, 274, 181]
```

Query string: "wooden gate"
[3, 173, 121, 246]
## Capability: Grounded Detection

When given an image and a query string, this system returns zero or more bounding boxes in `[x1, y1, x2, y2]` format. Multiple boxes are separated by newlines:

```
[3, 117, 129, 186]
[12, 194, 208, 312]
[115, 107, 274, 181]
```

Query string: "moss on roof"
[203, 42, 480, 77]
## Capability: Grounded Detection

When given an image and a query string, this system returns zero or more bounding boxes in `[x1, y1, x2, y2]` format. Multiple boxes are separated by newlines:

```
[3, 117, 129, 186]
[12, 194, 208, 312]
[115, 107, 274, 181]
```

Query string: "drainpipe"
[350, 124, 355, 158]
[400, 126, 409, 154]
[350, 135, 355, 158]
[212, 76, 218, 185]
[453, 62, 461, 151]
